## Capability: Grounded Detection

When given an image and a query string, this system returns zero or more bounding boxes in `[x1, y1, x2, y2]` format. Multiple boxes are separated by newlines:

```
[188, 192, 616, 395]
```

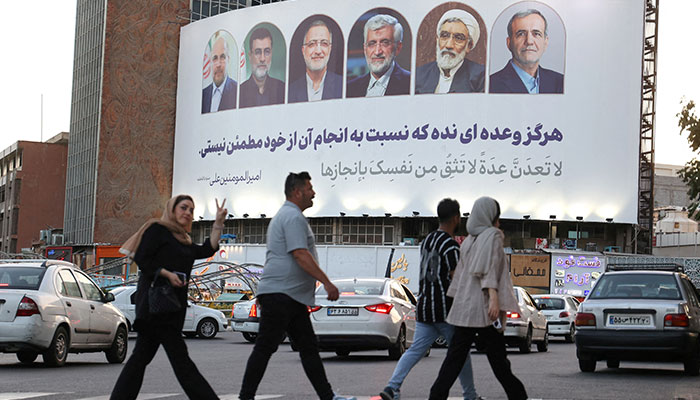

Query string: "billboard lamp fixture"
[227, 213, 234, 219]
[412, 211, 419, 216]
[198, 216, 204, 221]
[576, 216, 583, 221]
[260, 214, 266, 218]
[385, 213, 391, 217]
[463, 212, 470, 217]
[243, 213, 249, 218]
[523, 215, 530, 220]
[339, 212, 346, 217]
[549, 215, 556, 220]
[362, 213, 369, 217]
[606, 218, 614, 223]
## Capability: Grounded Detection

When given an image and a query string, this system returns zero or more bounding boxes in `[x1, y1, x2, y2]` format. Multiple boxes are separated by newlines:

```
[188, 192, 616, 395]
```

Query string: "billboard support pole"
[636, 0, 659, 254]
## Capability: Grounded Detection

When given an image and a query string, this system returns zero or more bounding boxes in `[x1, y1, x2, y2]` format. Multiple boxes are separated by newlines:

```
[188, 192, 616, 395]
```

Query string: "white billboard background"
[174, 0, 644, 223]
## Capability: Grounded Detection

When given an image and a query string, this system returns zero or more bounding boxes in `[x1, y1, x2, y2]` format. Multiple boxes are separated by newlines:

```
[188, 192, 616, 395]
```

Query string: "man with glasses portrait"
[347, 14, 410, 98]
[289, 20, 342, 103]
[240, 27, 285, 108]
[415, 10, 485, 94]
[202, 31, 237, 113]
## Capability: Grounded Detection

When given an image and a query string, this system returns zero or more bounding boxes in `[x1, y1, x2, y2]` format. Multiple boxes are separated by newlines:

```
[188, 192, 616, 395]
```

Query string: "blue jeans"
[387, 322, 477, 399]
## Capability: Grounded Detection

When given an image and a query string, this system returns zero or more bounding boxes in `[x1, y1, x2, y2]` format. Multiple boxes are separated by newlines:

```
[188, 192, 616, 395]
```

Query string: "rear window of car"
[534, 297, 565, 309]
[589, 273, 681, 300]
[0, 267, 46, 290]
[316, 281, 385, 296]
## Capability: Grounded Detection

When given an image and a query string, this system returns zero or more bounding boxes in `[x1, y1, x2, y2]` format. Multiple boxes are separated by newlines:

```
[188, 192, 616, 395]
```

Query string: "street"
[0, 331, 698, 399]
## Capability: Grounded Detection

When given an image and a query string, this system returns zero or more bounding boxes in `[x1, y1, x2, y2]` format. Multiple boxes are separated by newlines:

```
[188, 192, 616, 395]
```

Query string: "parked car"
[111, 286, 228, 339]
[310, 278, 417, 359]
[0, 260, 129, 367]
[533, 294, 580, 342]
[231, 298, 259, 343]
[505, 286, 548, 353]
[575, 268, 700, 375]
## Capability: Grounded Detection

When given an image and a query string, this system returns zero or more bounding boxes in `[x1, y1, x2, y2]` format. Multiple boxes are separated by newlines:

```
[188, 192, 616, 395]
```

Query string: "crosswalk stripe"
[0, 394, 58, 400]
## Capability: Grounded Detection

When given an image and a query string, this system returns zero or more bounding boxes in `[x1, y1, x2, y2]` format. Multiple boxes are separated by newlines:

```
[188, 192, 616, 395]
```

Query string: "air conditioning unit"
[51, 234, 64, 245]
[40, 230, 51, 243]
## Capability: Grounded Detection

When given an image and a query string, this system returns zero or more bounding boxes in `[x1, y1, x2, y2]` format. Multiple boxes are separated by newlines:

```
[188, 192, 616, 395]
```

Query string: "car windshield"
[534, 297, 565, 309]
[316, 281, 385, 296]
[589, 273, 682, 300]
[0, 267, 46, 290]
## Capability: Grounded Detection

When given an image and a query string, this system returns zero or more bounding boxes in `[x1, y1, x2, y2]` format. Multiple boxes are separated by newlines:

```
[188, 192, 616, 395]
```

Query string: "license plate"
[234, 322, 244, 327]
[327, 307, 358, 316]
[607, 314, 651, 327]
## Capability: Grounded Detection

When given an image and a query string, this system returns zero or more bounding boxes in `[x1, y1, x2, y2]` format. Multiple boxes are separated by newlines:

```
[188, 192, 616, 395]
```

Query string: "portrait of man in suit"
[347, 14, 410, 98]
[240, 27, 285, 108]
[415, 9, 484, 94]
[288, 20, 342, 103]
[202, 31, 237, 113]
[490, 9, 564, 94]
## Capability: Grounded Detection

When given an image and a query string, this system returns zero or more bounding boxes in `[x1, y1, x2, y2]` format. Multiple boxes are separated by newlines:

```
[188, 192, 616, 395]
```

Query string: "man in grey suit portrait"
[202, 31, 237, 113]
[288, 20, 342, 103]
[415, 9, 484, 94]
[489, 9, 564, 94]
[347, 14, 410, 98]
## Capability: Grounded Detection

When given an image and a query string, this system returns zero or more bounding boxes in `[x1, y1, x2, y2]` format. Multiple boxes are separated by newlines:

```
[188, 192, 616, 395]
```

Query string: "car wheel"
[197, 318, 218, 339]
[579, 357, 596, 372]
[105, 326, 128, 364]
[242, 332, 257, 343]
[536, 331, 548, 352]
[564, 324, 575, 343]
[388, 325, 406, 360]
[606, 359, 620, 369]
[16, 351, 38, 364]
[335, 349, 350, 357]
[43, 326, 69, 367]
[433, 335, 448, 348]
[518, 326, 532, 354]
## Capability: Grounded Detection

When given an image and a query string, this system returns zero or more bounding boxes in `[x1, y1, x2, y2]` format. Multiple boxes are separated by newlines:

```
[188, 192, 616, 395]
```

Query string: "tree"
[677, 100, 700, 218]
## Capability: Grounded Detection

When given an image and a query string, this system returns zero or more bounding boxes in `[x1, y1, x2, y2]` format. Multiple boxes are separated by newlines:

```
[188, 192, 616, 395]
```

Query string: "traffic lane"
[0, 332, 697, 399]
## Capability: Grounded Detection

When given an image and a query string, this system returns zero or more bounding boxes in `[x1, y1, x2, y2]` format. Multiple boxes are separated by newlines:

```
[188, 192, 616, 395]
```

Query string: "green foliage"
[678, 100, 700, 218]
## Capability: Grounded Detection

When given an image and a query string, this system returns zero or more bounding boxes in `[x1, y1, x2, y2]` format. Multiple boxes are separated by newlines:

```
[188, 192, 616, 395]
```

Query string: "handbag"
[148, 278, 182, 315]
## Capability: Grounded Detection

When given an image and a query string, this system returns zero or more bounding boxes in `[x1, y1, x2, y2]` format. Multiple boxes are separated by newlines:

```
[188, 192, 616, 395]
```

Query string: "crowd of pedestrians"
[110, 172, 527, 400]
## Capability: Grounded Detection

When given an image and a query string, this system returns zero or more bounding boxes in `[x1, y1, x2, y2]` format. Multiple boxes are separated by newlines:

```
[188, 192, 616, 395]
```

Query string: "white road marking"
[0, 394, 57, 400]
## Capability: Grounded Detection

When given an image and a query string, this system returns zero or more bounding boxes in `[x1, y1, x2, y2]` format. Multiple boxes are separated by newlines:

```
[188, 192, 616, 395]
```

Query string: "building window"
[242, 220, 268, 243]
[309, 218, 334, 244]
[341, 218, 392, 245]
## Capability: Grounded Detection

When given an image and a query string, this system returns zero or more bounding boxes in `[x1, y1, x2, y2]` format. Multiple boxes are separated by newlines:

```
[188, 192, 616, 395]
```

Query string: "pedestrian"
[380, 198, 481, 400]
[110, 195, 227, 400]
[428, 196, 527, 400]
[238, 172, 355, 400]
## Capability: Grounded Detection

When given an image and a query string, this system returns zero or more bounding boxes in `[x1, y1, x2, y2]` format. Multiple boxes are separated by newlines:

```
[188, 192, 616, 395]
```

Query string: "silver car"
[575, 268, 700, 375]
[231, 298, 259, 343]
[533, 294, 580, 342]
[310, 278, 416, 359]
[111, 286, 229, 339]
[0, 260, 128, 367]
[505, 286, 548, 353]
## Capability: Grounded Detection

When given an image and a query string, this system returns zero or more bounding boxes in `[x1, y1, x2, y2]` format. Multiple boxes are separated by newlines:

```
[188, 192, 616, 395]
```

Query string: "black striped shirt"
[416, 230, 459, 323]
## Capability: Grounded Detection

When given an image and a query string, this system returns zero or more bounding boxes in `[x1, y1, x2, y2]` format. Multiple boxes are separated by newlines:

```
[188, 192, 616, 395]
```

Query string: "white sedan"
[532, 294, 580, 342]
[504, 286, 549, 353]
[310, 278, 417, 359]
[111, 286, 229, 339]
[0, 260, 129, 367]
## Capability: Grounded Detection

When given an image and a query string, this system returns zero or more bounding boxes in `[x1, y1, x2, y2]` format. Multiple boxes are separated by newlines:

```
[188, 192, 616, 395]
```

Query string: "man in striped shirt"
[380, 199, 480, 400]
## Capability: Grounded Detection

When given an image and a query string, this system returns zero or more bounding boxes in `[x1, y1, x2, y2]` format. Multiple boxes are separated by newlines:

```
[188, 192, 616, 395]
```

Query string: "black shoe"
[380, 386, 399, 400]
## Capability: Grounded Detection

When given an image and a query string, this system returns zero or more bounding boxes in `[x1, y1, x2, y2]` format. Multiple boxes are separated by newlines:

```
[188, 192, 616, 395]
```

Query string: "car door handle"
[90, 305, 95, 310]
[66, 302, 72, 307]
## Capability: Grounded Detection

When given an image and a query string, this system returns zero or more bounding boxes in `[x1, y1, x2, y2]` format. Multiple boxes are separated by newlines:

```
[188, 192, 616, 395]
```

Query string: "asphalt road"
[0, 331, 698, 399]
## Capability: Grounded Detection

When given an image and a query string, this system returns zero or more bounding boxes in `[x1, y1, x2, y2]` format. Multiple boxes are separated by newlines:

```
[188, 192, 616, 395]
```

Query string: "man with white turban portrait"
[415, 9, 485, 94]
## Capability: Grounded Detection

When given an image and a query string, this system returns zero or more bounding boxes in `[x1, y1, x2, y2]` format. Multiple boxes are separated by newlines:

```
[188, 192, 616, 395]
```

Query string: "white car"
[505, 286, 548, 353]
[111, 286, 229, 339]
[231, 298, 259, 343]
[0, 260, 129, 367]
[533, 294, 580, 342]
[310, 278, 417, 359]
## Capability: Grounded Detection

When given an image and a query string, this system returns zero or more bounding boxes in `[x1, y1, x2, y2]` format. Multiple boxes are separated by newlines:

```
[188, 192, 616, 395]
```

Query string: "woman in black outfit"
[110, 195, 227, 400]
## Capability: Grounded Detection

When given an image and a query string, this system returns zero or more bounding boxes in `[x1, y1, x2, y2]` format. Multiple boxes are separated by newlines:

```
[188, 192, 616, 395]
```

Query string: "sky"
[0, 0, 696, 166]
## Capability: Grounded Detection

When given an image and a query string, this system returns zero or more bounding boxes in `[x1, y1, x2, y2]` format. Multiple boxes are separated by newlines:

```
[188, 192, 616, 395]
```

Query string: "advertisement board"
[174, 0, 644, 223]
[549, 250, 605, 297]
[510, 254, 550, 289]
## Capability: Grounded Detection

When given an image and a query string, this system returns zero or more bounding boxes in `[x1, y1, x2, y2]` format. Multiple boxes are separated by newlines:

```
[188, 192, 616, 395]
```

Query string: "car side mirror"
[538, 303, 547, 310]
[103, 292, 115, 303]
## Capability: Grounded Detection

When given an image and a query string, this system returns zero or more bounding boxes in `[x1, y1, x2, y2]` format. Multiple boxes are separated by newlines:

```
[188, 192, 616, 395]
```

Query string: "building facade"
[0, 134, 69, 253]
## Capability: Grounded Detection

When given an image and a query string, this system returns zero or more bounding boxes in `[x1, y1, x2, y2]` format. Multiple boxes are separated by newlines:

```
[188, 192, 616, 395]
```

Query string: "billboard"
[174, 0, 644, 223]
[549, 251, 605, 297]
